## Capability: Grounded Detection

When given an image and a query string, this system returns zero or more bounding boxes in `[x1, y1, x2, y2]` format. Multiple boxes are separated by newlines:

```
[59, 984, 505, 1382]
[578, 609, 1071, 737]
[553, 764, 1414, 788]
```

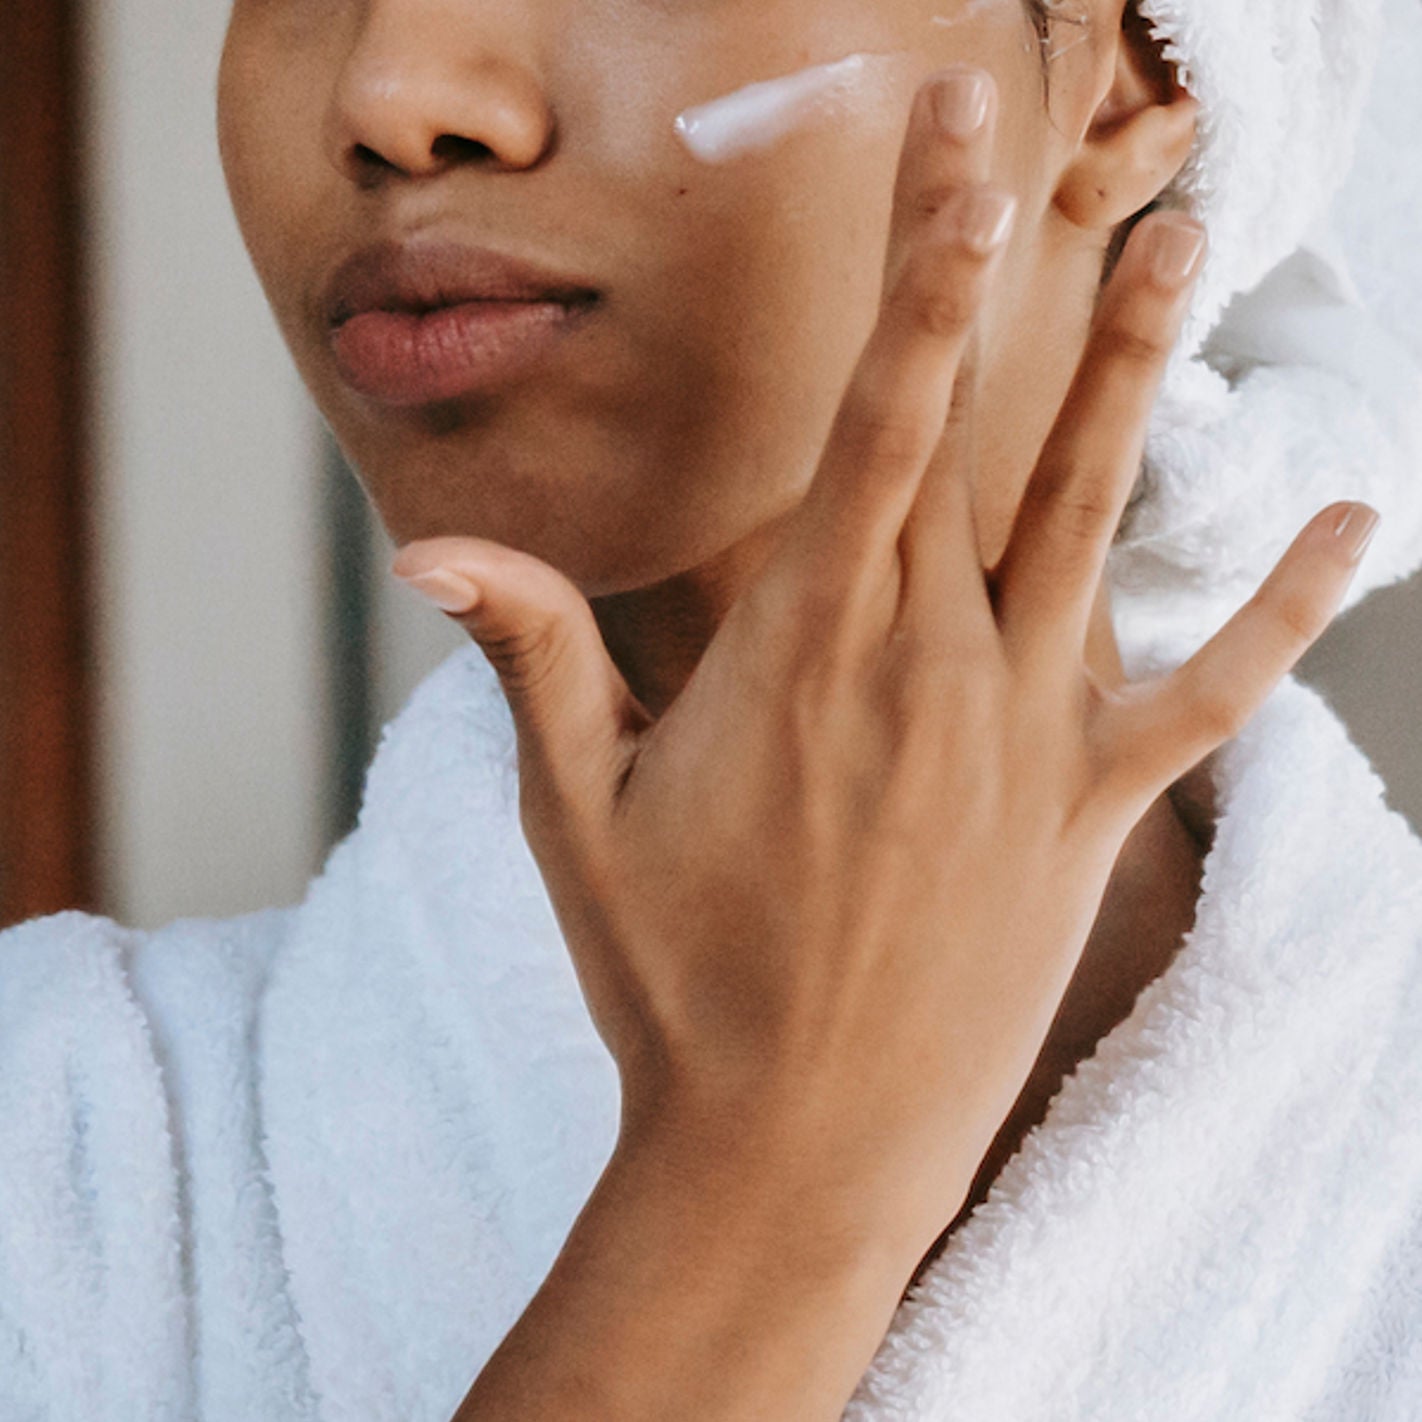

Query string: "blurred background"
[1, 2, 1418, 933]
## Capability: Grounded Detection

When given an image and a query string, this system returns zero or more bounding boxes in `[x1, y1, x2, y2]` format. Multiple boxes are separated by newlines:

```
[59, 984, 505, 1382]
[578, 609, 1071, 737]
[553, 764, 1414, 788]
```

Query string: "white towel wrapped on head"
[1111, 0, 1422, 676]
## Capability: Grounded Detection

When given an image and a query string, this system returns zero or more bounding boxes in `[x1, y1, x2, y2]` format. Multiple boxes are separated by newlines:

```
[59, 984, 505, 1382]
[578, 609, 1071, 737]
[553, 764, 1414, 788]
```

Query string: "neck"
[589, 509, 795, 719]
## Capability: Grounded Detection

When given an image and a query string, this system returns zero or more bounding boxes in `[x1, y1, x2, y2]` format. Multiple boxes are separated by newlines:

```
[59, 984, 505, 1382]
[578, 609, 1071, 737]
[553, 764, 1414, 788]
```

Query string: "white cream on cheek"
[672, 51, 906, 164]
[672, 0, 1017, 164]
[930, 0, 1007, 27]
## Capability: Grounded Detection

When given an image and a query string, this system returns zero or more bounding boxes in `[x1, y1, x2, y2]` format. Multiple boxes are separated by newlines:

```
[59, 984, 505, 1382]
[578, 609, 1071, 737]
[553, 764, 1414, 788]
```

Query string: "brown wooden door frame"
[0, 1, 98, 928]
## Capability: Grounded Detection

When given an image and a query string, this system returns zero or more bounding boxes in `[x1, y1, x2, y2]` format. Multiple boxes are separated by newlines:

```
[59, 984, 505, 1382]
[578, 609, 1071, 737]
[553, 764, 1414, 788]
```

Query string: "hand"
[391, 65, 1378, 1272]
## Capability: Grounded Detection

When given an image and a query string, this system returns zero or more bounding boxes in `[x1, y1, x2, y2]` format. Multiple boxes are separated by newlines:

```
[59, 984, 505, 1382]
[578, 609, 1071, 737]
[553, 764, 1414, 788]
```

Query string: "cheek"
[628, 139, 901, 542]
[216, 31, 328, 337]
[639, 17, 1046, 380]
[695, 165, 896, 404]
[626, 57, 911, 418]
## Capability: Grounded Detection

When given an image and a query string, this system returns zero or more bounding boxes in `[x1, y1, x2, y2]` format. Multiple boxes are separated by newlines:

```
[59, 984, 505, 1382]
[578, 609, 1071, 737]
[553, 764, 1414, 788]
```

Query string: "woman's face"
[217, 0, 1094, 595]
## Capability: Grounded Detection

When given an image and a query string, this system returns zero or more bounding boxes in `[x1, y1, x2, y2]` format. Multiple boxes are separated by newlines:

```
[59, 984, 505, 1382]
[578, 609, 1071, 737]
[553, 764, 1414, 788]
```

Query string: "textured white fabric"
[1112, 0, 1422, 676]
[3, 645, 1421, 1420]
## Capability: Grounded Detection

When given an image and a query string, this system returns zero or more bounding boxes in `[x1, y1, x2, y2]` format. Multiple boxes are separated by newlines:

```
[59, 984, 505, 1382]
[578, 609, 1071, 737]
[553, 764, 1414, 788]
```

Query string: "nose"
[323, 2, 555, 183]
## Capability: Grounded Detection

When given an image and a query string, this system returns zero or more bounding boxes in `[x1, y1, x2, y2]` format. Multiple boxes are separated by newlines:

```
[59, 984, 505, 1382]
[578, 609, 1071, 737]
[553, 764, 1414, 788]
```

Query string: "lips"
[323, 238, 601, 405]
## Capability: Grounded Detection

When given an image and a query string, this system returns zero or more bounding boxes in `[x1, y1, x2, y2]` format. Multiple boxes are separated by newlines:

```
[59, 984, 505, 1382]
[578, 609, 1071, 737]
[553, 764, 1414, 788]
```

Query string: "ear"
[1052, 2, 1200, 231]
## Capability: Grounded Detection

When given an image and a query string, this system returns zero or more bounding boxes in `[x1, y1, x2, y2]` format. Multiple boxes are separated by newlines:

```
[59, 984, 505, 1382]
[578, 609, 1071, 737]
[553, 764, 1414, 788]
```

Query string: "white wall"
[369, 523, 468, 736]
[79, 0, 468, 932]
[1299, 577, 1422, 828]
[82, 0, 328, 928]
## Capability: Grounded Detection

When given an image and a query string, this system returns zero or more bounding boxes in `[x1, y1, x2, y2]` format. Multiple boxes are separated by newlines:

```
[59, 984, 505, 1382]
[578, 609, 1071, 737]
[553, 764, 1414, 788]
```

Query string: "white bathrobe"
[2, 640, 1422, 1422]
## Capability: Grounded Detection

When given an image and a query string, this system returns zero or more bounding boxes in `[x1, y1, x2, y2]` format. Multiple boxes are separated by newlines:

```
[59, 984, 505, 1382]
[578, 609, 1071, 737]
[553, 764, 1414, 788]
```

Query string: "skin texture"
[216, 3, 1376, 1413]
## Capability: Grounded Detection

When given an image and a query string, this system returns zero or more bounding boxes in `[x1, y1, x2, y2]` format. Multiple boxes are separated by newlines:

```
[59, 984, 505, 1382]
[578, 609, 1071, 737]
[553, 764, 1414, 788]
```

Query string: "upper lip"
[323, 238, 601, 330]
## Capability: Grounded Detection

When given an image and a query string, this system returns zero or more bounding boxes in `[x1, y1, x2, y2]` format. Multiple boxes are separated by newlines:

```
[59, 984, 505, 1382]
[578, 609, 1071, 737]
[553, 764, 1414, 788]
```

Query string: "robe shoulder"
[0, 903, 303, 1419]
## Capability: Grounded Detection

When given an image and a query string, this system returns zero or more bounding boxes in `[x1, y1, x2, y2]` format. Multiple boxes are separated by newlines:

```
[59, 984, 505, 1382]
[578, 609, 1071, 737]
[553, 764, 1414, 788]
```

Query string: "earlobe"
[1051, 11, 1200, 232]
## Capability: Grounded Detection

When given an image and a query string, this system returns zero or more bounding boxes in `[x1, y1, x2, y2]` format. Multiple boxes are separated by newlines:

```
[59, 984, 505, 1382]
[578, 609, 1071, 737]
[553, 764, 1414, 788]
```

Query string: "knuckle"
[836, 392, 932, 475]
[1183, 679, 1250, 743]
[919, 185, 1015, 258]
[1029, 467, 1120, 545]
[1098, 317, 1170, 369]
[778, 641, 858, 747]
[772, 577, 872, 692]
[911, 182, 961, 223]
[886, 263, 978, 339]
[882, 620, 1001, 719]
[1056, 484, 1118, 539]
[477, 616, 567, 695]
[915, 282, 978, 339]
[880, 623, 943, 693]
[1266, 587, 1325, 646]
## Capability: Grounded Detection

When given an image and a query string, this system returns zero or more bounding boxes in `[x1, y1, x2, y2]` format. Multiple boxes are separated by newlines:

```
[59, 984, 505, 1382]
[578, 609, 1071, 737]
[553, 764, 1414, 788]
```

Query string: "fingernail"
[942, 187, 1016, 254]
[1332, 503, 1381, 562]
[932, 67, 991, 138]
[1146, 215, 1207, 286]
[396, 565, 482, 614]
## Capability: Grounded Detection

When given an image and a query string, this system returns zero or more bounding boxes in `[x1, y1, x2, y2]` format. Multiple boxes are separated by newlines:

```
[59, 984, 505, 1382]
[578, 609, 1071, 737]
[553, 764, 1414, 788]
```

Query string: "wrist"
[544, 1133, 915, 1418]
[456, 1109, 963, 1419]
[601, 1109, 940, 1298]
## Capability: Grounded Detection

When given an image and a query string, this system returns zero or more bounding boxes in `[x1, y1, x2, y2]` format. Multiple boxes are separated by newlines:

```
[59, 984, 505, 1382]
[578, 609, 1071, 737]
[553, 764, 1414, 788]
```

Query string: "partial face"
[217, 0, 1072, 594]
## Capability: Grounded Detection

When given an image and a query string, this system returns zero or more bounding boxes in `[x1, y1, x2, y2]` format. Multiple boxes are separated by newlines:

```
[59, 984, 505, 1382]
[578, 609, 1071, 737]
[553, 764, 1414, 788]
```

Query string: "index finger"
[770, 65, 1015, 636]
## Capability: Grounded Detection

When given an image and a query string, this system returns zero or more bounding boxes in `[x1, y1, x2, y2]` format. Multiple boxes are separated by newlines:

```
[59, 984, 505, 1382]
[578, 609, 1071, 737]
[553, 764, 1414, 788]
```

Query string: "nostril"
[347, 136, 492, 181]
[352, 141, 398, 174]
[430, 133, 496, 163]
[328, 63, 556, 180]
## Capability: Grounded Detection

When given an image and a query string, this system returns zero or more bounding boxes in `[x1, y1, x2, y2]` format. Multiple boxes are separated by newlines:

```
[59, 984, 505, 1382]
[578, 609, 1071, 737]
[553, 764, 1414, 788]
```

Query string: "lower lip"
[329, 298, 592, 405]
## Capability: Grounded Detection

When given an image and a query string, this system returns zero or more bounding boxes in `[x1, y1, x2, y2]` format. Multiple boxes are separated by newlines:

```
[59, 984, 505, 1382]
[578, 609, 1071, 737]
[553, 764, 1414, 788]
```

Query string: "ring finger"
[991, 210, 1207, 668]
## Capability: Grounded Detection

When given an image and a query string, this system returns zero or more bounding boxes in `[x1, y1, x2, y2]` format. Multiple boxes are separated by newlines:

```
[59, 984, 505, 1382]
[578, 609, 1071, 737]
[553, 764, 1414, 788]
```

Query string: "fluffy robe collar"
[251, 643, 1422, 1420]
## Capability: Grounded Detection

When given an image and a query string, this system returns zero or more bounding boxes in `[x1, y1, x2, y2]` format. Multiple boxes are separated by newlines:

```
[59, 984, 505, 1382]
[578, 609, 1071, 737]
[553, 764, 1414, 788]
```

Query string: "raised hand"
[392, 63, 1378, 1278]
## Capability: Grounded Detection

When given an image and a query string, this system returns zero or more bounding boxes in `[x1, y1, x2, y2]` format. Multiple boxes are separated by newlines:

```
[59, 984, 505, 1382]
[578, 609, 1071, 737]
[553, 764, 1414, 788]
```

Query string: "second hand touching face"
[217, 0, 1189, 710]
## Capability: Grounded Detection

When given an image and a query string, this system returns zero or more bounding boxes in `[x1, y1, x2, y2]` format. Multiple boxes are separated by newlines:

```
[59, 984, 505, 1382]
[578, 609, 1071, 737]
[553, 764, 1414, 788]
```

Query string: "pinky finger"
[1108, 500, 1380, 797]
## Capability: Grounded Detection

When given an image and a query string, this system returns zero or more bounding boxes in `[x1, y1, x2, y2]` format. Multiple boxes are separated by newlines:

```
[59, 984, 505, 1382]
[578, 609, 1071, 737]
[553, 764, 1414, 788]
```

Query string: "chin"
[359, 438, 785, 600]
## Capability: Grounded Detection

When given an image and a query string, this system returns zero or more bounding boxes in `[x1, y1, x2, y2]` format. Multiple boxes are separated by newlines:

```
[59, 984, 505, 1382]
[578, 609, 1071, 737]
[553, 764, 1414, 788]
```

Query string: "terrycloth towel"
[1113, 0, 1422, 677]
[3, 642, 1422, 1421]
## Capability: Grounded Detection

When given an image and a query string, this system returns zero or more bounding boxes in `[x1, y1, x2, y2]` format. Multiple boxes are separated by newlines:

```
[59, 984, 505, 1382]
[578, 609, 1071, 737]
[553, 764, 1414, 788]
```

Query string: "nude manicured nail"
[1333, 504, 1381, 562]
[943, 188, 1016, 254]
[932, 67, 991, 137]
[1146, 215, 1206, 285]
[396, 566, 482, 614]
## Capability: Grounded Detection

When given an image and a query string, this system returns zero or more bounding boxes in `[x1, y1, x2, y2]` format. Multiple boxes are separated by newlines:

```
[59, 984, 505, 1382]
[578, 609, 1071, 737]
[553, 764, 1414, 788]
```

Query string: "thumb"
[391, 536, 646, 817]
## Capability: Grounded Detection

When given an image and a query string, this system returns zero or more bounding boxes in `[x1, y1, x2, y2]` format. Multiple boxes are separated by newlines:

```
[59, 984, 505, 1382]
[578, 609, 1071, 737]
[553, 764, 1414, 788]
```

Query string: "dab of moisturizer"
[930, 0, 1007, 25]
[673, 52, 904, 164]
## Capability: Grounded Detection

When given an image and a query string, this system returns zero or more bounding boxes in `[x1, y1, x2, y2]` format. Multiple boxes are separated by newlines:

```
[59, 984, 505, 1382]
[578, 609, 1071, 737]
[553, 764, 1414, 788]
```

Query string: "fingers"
[391, 537, 649, 824]
[1100, 501, 1380, 805]
[895, 323, 986, 641]
[991, 210, 1207, 668]
[774, 65, 1014, 644]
